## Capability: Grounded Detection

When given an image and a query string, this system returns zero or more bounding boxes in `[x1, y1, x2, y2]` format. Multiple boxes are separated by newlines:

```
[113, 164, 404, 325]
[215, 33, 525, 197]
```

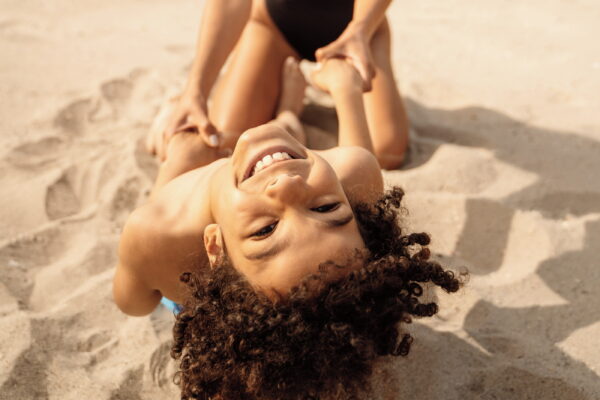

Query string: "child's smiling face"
[206, 124, 365, 297]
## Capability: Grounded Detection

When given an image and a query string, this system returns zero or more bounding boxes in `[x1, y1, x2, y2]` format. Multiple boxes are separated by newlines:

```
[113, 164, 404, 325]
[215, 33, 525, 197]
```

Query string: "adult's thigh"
[209, 18, 298, 148]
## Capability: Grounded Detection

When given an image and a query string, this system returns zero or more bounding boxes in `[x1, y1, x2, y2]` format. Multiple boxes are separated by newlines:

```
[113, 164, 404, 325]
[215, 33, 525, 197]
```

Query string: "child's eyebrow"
[244, 239, 289, 261]
[321, 213, 354, 228]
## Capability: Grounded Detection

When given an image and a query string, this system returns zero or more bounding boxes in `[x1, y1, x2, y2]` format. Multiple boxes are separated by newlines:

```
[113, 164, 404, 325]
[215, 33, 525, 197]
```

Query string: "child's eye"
[251, 222, 278, 237]
[311, 202, 341, 213]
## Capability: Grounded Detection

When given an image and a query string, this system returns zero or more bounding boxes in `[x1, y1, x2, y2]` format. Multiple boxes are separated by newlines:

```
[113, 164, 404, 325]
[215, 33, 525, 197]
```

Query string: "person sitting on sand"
[114, 58, 462, 399]
[146, 0, 409, 170]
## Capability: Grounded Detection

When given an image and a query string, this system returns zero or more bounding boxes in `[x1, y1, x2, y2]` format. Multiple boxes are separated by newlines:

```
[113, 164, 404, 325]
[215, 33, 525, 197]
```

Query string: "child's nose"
[265, 173, 309, 205]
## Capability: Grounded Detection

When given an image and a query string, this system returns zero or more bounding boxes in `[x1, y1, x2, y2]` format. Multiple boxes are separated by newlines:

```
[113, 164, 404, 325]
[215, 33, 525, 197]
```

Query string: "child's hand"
[310, 58, 363, 94]
[315, 25, 375, 92]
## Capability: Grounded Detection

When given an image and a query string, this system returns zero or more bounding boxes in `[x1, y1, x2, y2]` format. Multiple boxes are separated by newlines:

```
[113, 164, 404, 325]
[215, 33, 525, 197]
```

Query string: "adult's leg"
[151, 57, 307, 195]
[209, 1, 299, 150]
[363, 19, 409, 169]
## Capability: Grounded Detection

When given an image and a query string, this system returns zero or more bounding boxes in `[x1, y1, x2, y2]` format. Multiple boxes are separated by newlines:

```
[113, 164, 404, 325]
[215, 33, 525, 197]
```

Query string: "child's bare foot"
[146, 95, 179, 159]
[275, 57, 307, 144]
[311, 58, 363, 94]
[276, 57, 307, 116]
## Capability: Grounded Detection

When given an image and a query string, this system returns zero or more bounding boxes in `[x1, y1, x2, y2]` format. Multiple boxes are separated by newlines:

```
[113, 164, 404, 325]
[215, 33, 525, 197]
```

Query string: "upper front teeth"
[252, 152, 292, 176]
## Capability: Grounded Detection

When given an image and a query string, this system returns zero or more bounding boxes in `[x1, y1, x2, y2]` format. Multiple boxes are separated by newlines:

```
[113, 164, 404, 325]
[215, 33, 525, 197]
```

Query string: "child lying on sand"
[114, 58, 462, 399]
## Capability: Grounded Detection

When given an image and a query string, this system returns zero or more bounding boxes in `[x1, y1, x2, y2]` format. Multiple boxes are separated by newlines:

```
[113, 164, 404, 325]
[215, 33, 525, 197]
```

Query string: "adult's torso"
[262, 0, 354, 60]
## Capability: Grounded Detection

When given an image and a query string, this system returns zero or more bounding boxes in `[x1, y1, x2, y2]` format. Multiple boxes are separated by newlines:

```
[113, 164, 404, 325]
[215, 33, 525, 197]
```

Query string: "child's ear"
[204, 224, 224, 268]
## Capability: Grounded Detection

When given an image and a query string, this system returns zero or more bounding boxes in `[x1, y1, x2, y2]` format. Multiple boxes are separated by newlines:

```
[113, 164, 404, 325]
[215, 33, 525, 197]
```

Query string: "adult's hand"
[159, 90, 220, 160]
[315, 26, 376, 92]
[146, 91, 220, 161]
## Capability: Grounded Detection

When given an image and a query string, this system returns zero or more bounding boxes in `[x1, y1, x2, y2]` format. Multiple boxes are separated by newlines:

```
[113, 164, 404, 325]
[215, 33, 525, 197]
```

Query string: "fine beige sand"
[1, 0, 599, 399]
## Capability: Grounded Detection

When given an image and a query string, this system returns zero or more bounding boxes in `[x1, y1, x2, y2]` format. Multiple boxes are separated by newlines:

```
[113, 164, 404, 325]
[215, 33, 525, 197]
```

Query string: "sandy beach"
[1, 0, 599, 398]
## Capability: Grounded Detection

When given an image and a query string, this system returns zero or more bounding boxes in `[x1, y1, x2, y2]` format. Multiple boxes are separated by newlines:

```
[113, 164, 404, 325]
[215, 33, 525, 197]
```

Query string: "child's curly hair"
[171, 187, 464, 400]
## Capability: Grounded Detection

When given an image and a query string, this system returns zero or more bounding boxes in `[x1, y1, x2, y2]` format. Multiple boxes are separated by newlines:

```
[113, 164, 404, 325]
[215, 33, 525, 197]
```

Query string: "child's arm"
[151, 133, 229, 196]
[312, 59, 374, 153]
[330, 81, 373, 152]
[113, 211, 162, 316]
[113, 262, 161, 316]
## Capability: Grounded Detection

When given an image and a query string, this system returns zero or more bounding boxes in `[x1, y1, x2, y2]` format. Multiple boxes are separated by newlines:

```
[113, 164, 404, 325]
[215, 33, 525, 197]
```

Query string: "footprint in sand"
[5, 136, 66, 168]
[45, 171, 81, 220]
[0, 317, 71, 398]
[79, 240, 118, 276]
[109, 365, 145, 400]
[0, 338, 50, 399]
[53, 98, 96, 136]
[100, 78, 134, 120]
[0, 225, 73, 269]
[100, 69, 166, 124]
[101, 78, 134, 103]
[0, 225, 76, 308]
[53, 68, 165, 137]
[149, 341, 175, 388]
[76, 330, 113, 353]
[76, 330, 119, 366]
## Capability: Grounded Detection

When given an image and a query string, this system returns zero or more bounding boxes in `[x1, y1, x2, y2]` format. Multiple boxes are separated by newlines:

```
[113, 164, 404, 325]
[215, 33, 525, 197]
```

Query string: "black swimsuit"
[265, 0, 354, 61]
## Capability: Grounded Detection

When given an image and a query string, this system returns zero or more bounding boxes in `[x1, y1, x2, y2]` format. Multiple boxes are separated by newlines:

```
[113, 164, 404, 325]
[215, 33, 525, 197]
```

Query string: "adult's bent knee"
[375, 151, 406, 170]
[373, 136, 408, 170]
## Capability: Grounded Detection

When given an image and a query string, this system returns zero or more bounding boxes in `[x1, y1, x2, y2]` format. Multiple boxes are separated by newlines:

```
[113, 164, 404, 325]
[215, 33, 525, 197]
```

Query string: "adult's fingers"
[351, 50, 376, 92]
[159, 116, 184, 161]
[157, 130, 168, 161]
[165, 110, 188, 139]
[186, 107, 219, 148]
[198, 121, 220, 148]
[315, 43, 338, 62]
[161, 107, 196, 160]
[175, 114, 220, 149]
[145, 127, 156, 155]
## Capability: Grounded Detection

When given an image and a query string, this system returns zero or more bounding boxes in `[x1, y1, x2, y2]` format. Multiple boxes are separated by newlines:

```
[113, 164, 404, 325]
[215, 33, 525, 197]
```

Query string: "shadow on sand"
[389, 99, 599, 399]
[304, 98, 600, 399]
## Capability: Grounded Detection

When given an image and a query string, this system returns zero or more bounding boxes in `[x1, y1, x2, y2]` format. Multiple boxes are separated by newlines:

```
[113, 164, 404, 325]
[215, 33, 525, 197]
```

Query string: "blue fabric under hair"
[160, 297, 182, 315]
